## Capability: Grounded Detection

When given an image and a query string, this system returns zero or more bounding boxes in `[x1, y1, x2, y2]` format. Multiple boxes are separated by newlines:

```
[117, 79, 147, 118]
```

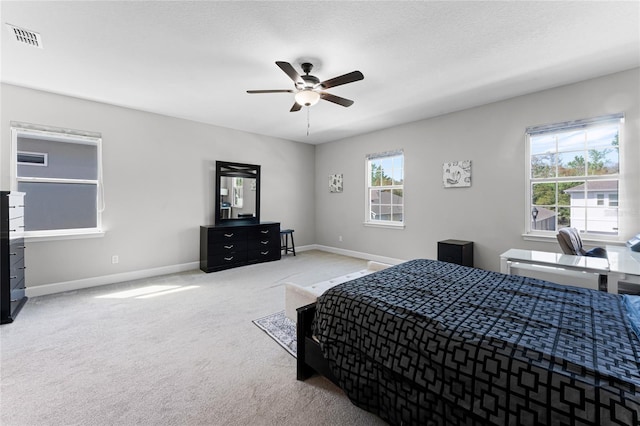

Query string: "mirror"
[215, 161, 260, 224]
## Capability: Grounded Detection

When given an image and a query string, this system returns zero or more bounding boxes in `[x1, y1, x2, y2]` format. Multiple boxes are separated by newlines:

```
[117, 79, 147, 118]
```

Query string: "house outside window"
[365, 150, 404, 226]
[10, 123, 103, 239]
[526, 114, 622, 237]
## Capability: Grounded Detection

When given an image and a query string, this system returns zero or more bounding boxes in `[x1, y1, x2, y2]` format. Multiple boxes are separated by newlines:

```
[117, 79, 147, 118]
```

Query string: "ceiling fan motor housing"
[297, 63, 320, 90]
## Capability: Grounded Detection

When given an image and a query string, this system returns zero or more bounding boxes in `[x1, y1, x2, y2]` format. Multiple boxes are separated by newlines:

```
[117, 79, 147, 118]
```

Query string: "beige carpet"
[0, 250, 387, 425]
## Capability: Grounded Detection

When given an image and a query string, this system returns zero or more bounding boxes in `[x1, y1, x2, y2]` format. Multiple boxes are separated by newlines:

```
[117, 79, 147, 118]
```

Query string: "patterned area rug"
[252, 310, 297, 357]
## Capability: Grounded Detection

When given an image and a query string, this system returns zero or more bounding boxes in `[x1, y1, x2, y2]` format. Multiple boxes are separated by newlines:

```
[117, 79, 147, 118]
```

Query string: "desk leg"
[500, 257, 509, 274]
[607, 272, 621, 294]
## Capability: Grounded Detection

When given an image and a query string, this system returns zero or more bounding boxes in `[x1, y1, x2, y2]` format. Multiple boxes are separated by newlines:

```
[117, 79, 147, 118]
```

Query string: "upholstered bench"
[284, 261, 392, 322]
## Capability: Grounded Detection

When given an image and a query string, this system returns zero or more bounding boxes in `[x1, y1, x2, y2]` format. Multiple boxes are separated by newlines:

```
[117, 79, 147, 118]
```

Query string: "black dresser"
[1, 191, 27, 324]
[200, 221, 281, 272]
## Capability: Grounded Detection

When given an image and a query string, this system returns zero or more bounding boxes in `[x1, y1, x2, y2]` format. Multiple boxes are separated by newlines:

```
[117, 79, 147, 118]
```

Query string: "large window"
[365, 150, 404, 226]
[526, 114, 622, 237]
[11, 123, 103, 238]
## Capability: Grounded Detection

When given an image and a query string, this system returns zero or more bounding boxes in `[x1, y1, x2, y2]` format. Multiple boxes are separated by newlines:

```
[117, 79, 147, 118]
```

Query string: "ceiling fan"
[247, 61, 364, 112]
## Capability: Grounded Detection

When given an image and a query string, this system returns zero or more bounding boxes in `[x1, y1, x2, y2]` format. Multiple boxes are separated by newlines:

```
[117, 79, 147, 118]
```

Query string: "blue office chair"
[557, 227, 608, 258]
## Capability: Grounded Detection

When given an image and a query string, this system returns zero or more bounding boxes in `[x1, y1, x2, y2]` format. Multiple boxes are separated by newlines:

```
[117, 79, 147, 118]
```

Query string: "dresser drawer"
[11, 275, 25, 292]
[248, 224, 279, 239]
[8, 204, 24, 221]
[209, 228, 248, 241]
[209, 239, 247, 255]
[208, 251, 248, 267]
[248, 247, 280, 262]
[249, 235, 279, 251]
[8, 216, 25, 234]
[9, 239, 25, 266]
[10, 286, 26, 305]
[8, 193, 24, 210]
[10, 261, 26, 289]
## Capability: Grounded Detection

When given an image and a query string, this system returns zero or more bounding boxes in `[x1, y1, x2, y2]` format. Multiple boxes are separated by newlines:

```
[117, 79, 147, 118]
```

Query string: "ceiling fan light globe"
[295, 90, 320, 107]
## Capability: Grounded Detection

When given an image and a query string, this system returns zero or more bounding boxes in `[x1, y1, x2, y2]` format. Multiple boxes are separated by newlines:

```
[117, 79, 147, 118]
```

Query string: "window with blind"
[11, 123, 104, 238]
[525, 114, 623, 237]
[365, 150, 404, 226]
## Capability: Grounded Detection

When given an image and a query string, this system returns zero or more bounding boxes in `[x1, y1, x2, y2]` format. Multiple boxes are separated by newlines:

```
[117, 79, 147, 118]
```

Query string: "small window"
[17, 151, 47, 166]
[365, 150, 404, 226]
[597, 193, 605, 206]
[609, 193, 619, 207]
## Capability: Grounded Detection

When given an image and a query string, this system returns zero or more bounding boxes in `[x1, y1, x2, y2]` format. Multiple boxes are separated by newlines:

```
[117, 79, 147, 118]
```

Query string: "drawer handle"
[261, 251, 270, 255]
[261, 230, 269, 234]
[10, 276, 17, 279]
[224, 245, 234, 249]
[224, 256, 234, 261]
[19, 267, 26, 270]
[10, 252, 17, 256]
[224, 233, 234, 237]
[260, 240, 269, 245]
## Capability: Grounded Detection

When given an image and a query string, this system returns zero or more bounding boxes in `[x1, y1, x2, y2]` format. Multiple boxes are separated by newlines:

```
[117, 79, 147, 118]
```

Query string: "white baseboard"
[26, 261, 200, 297]
[299, 244, 406, 266]
[26, 246, 405, 297]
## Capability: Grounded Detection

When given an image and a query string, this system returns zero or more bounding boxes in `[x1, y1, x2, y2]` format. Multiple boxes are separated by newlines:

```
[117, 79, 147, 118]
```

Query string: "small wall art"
[329, 173, 343, 193]
[443, 160, 471, 188]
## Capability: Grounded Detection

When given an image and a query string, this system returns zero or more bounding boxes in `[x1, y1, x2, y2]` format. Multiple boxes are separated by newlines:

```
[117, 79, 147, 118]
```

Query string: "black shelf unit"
[1, 191, 27, 324]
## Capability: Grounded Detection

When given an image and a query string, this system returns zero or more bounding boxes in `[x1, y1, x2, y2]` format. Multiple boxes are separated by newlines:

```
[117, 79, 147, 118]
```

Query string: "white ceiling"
[1, 1, 638, 144]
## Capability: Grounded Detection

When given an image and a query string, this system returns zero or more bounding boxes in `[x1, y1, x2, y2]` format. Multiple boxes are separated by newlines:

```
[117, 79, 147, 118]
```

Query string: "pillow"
[622, 295, 640, 340]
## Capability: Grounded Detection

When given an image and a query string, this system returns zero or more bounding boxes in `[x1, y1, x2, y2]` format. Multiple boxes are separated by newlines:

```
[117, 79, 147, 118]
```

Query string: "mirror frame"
[215, 161, 261, 225]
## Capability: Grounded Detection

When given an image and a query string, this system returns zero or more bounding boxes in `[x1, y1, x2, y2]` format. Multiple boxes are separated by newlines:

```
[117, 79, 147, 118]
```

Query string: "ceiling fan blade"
[290, 102, 302, 112]
[319, 71, 364, 89]
[320, 92, 354, 107]
[276, 61, 304, 85]
[246, 89, 294, 94]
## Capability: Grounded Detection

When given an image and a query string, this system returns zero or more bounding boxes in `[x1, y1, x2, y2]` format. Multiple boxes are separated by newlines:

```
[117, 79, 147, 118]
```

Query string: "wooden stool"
[280, 229, 296, 256]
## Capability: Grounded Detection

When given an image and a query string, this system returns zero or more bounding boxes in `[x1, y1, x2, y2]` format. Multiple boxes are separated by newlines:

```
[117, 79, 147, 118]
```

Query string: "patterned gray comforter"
[314, 259, 640, 426]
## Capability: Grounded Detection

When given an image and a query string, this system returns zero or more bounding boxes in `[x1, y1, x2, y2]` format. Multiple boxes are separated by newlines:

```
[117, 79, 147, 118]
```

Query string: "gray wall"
[1, 84, 316, 287]
[1, 69, 637, 289]
[315, 68, 640, 272]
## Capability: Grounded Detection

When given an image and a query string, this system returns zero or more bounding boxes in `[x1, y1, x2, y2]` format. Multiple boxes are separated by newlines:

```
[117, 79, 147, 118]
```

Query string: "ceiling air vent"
[6, 23, 43, 48]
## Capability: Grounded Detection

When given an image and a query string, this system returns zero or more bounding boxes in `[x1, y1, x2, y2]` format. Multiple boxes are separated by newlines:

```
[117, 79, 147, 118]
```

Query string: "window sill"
[363, 221, 405, 230]
[522, 233, 624, 246]
[23, 229, 105, 242]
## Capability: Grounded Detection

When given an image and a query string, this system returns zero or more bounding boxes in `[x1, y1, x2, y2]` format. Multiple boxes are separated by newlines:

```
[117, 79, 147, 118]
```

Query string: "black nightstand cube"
[438, 240, 473, 267]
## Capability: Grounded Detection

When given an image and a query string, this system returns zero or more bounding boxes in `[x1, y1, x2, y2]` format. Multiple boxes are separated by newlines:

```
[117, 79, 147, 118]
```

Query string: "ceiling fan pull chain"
[307, 107, 310, 136]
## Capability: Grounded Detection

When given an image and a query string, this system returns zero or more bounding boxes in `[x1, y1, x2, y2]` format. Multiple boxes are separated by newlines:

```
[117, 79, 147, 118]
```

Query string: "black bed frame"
[296, 303, 339, 385]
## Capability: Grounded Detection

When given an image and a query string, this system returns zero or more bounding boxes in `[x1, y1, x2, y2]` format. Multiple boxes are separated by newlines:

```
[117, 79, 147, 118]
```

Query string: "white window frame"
[364, 150, 405, 229]
[524, 113, 623, 241]
[10, 123, 105, 241]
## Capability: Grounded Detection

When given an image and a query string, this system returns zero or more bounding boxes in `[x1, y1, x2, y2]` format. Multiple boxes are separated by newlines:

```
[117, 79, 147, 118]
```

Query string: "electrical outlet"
[111, 255, 119, 264]
[339, 235, 343, 242]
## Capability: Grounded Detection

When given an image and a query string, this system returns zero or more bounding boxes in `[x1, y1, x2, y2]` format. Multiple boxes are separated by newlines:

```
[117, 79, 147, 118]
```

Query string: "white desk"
[605, 245, 640, 294]
[500, 247, 640, 294]
[500, 249, 609, 291]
